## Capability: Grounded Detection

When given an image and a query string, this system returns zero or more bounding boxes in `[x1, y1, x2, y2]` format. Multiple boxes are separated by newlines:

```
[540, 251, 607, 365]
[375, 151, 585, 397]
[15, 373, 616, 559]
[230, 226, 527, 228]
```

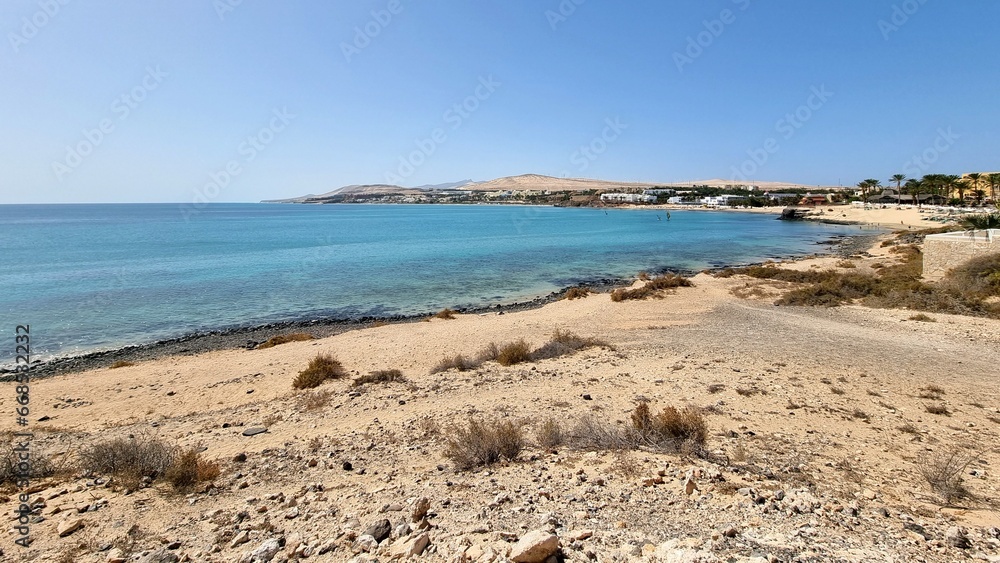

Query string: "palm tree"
[945, 175, 964, 203]
[958, 211, 1000, 231]
[987, 173, 1000, 204]
[905, 178, 923, 207]
[967, 173, 982, 202]
[856, 180, 874, 204]
[890, 174, 906, 205]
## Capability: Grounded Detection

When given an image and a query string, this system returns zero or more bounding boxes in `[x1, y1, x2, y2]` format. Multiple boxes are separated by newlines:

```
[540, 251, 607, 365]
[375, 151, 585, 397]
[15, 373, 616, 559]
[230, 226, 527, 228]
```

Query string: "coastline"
[11, 230, 884, 378]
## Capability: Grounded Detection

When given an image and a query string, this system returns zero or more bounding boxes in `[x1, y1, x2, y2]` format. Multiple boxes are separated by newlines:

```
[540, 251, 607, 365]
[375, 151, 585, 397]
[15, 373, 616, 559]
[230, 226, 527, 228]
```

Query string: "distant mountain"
[262, 175, 827, 202]
[412, 180, 476, 191]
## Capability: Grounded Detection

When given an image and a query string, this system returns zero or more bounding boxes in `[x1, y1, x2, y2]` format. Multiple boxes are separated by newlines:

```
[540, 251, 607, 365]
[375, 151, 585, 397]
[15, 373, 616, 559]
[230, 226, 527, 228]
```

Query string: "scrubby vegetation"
[562, 287, 592, 300]
[163, 447, 220, 491]
[256, 333, 315, 349]
[443, 418, 524, 470]
[535, 417, 565, 450]
[434, 308, 457, 320]
[544, 403, 709, 455]
[79, 435, 175, 488]
[611, 274, 694, 302]
[717, 246, 1000, 319]
[297, 389, 332, 411]
[430, 330, 611, 373]
[919, 445, 982, 503]
[353, 369, 406, 387]
[109, 360, 135, 369]
[292, 353, 347, 389]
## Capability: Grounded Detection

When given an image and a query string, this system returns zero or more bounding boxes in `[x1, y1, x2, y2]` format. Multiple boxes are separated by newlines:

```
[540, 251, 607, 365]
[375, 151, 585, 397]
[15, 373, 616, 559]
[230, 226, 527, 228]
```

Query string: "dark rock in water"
[779, 208, 808, 221]
[364, 519, 392, 542]
[242, 427, 267, 437]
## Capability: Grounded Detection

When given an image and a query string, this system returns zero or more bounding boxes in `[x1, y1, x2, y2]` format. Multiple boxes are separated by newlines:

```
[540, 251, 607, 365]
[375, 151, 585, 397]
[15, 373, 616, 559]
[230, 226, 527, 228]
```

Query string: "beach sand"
[3, 233, 999, 561]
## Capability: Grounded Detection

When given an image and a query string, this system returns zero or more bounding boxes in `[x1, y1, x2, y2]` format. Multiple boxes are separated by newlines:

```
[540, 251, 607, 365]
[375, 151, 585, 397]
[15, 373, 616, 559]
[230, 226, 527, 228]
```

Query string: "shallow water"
[0, 203, 872, 360]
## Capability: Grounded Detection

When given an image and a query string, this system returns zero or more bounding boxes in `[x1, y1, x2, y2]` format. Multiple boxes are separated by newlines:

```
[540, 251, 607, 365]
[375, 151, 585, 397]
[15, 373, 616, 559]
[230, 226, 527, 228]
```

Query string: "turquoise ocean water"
[0, 203, 870, 361]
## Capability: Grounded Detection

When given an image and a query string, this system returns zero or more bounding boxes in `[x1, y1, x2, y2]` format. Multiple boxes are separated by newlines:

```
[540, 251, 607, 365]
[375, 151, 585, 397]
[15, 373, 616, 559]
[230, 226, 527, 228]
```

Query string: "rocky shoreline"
[9, 233, 882, 379]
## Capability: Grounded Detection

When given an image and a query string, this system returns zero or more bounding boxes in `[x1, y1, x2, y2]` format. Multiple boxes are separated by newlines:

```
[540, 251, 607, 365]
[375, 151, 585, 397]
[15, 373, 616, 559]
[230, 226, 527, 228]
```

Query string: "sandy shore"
[3, 234, 999, 562]
[640, 204, 954, 230]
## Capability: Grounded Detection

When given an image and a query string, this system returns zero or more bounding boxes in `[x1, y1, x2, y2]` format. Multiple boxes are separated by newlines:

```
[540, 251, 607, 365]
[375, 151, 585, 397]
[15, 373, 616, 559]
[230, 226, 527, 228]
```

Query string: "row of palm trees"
[856, 173, 1000, 207]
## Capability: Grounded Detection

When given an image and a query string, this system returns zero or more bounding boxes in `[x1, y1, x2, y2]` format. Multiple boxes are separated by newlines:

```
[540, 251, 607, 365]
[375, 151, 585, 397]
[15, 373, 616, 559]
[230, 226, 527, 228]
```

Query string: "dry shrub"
[434, 308, 457, 320]
[443, 418, 524, 471]
[0, 446, 60, 487]
[707, 383, 725, 394]
[79, 435, 174, 487]
[943, 253, 1000, 299]
[836, 260, 857, 269]
[563, 287, 592, 300]
[531, 329, 609, 361]
[292, 353, 346, 389]
[641, 404, 708, 452]
[909, 313, 936, 322]
[919, 385, 946, 400]
[353, 369, 406, 387]
[256, 333, 314, 350]
[431, 354, 476, 374]
[535, 417, 564, 449]
[925, 404, 950, 416]
[611, 274, 693, 302]
[496, 340, 532, 366]
[110, 360, 135, 369]
[569, 415, 630, 451]
[297, 389, 332, 411]
[164, 448, 220, 491]
[637, 271, 651, 281]
[919, 445, 981, 503]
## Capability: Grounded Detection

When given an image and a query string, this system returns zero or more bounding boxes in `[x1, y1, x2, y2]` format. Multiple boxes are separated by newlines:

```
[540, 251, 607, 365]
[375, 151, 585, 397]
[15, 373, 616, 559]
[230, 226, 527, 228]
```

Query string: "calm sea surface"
[0, 203, 871, 360]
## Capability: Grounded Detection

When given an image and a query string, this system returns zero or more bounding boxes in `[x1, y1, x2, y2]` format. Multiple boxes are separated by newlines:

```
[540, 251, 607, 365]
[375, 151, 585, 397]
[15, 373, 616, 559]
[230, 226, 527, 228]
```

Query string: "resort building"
[600, 193, 657, 203]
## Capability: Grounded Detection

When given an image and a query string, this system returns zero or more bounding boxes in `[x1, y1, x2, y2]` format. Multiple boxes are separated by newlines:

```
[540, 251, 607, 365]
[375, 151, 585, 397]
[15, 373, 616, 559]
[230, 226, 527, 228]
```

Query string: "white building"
[600, 193, 656, 203]
[701, 195, 746, 207]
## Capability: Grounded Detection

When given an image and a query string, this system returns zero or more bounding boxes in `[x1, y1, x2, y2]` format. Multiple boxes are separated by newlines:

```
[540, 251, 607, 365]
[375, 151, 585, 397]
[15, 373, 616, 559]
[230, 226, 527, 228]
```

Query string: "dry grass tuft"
[535, 417, 564, 450]
[434, 308, 458, 320]
[110, 360, 135, 369]
[292, 353, 346, 389]
[496, 339, 533, 366]
[164, 448, 220, 491]
[297, 389, 332, 411]
[707, 383, 725, 394]
[443, 418, 524, 471]
[431, 354, 476, 374]
[919, 385, 946, 400]
[256, 333, 315, 350]
[353, 369, 406, 387]
[531, 329, 609, 361]
[909, 313, 936, 322]
[836, 260, 857, 269]
[569, 415, 631, 451]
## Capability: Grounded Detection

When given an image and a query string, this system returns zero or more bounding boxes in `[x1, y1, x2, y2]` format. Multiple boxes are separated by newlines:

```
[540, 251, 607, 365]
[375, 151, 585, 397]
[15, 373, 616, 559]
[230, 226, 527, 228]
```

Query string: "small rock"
[242, 427, 267, 437]
[684, 478, 697, 495]
[136, 549, 179, 563]
[389, 531, 430, 559]
[241, 538, 283, 563]
[106, 548, 126, 563]
[355, 534, 379, 553]
[57, 517, 85, 537]
[364, 518, 392, 542]
[231, 530, 251, 548]
[411, 497, 431, 522]
[510, 530, 560, 563]
[946, 526, 972, 549]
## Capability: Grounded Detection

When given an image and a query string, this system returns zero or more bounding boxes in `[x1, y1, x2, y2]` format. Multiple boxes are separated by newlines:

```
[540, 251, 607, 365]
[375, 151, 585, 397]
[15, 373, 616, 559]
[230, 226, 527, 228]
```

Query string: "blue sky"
[1, 0, 997, 204]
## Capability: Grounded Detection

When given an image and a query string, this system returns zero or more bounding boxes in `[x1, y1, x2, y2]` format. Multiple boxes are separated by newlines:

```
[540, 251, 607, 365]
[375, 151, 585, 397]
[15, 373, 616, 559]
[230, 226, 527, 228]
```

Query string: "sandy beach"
[3, 229, 999, 562]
